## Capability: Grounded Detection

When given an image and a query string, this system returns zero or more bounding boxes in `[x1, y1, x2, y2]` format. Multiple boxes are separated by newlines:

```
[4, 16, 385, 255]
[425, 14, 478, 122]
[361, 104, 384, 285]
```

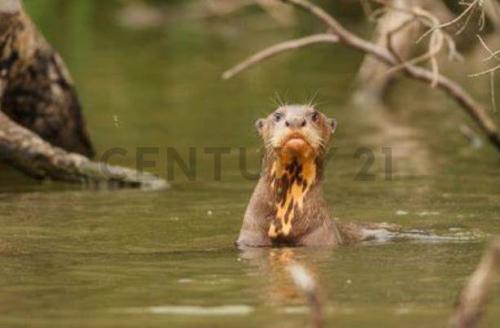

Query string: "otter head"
[256, 105, 337, 162]
[255, 105, 337, 241]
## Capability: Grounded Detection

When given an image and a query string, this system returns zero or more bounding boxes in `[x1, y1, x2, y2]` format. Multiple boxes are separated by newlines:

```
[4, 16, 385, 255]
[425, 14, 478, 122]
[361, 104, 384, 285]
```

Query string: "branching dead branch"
[223, 0, 500, 151]
[477, 35, 500, 62]
[418, 0, 486, 42]
[357, 0, 459, 100]
[382, 6, 462, 87]
[409, 1, 499, 112]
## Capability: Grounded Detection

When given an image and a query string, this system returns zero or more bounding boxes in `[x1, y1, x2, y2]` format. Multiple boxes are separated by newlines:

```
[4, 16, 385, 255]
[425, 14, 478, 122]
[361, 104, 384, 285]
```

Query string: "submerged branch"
[288, 263, 324, 328]
[449, 239, 500, 328]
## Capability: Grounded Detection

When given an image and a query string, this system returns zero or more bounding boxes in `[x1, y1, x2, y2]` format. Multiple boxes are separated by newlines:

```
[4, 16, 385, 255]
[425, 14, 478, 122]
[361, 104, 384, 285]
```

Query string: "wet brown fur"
[237, 105, 344, 247]
[237, 105, 400, 248]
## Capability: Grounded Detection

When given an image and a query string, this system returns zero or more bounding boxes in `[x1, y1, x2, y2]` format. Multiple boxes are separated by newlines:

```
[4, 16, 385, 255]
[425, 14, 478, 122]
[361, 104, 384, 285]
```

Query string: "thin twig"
[222, 34, 338, 80]
[417, 0, 483, 42]
[448, 238, 500, 328]
[366, 3, 460, 91]
[476, 35, 500, 62]
[381, 5, 462, 79]
[477, 35, 500, 63]
[469, 64, 500, 77]
[471, 35, 499, 112]
[386, 26, 445, 86]
[483, 49, 500, 62]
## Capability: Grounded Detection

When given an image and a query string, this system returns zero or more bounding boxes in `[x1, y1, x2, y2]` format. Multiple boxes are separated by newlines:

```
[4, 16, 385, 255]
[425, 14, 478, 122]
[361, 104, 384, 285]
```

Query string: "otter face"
[256, 105, 336, 159]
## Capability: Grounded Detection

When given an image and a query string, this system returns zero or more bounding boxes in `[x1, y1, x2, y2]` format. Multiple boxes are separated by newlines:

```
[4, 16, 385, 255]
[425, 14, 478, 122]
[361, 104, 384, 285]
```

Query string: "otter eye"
[311, 111, 319, 122]
[273, 112, 283, 122]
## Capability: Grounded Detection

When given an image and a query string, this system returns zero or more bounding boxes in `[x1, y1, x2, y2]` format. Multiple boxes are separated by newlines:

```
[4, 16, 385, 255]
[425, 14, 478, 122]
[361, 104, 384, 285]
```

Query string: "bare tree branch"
[476, 34, 500, 61]
[356, 0, 458, 100]
[417, 0, 484, 42]
[469, 64, 500, 77]
[449, 239, 500, 328]
[224, 0, 500, 150]
[222, 34, 338, 80]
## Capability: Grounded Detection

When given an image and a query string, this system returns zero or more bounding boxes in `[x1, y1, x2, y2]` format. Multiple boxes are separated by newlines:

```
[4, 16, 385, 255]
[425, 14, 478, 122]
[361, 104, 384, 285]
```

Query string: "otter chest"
[268, 159, 317, 240]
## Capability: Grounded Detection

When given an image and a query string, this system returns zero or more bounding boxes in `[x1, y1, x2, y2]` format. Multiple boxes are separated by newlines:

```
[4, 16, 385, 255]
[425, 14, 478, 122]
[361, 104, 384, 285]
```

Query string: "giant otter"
[237, 105, 398, 247]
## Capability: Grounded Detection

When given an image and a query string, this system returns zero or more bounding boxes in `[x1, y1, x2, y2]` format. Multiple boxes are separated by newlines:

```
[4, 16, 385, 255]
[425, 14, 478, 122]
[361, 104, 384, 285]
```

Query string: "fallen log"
[0, 111, 168, 190]
[0, 0, 168, 190]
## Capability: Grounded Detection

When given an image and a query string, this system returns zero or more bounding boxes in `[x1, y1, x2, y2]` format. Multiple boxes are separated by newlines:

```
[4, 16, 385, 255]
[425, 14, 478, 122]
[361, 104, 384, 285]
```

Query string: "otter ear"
[328, 118, 337, 134]
[255, 119, 265, 135]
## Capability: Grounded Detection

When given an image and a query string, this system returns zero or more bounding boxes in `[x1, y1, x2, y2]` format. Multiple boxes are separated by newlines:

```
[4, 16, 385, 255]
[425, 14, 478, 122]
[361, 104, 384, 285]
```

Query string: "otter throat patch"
[268, 158, 316, 239]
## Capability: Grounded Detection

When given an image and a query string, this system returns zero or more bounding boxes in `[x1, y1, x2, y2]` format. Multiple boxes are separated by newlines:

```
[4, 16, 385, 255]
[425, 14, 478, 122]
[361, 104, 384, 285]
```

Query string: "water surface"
[0, 1, 499, 327]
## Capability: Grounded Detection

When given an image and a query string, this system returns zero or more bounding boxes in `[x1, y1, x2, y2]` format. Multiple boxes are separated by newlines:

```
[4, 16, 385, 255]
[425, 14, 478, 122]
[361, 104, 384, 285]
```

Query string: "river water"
[0, 1, 499, 327]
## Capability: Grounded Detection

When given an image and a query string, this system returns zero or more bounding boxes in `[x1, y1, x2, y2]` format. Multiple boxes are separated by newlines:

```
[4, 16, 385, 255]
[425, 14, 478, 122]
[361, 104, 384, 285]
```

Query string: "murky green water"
[1, 1, 499, 327]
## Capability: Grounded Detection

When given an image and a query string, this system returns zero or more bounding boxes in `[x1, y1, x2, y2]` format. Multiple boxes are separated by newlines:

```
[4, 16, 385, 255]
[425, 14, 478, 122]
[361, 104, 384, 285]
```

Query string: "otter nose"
[285, 117, 307, 129]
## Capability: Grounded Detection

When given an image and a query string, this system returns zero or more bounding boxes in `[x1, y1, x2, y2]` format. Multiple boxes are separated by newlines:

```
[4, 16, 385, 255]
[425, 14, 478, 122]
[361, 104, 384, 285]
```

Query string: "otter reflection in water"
[239, 247, 329, 305]
[237, 105, 400, 247]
